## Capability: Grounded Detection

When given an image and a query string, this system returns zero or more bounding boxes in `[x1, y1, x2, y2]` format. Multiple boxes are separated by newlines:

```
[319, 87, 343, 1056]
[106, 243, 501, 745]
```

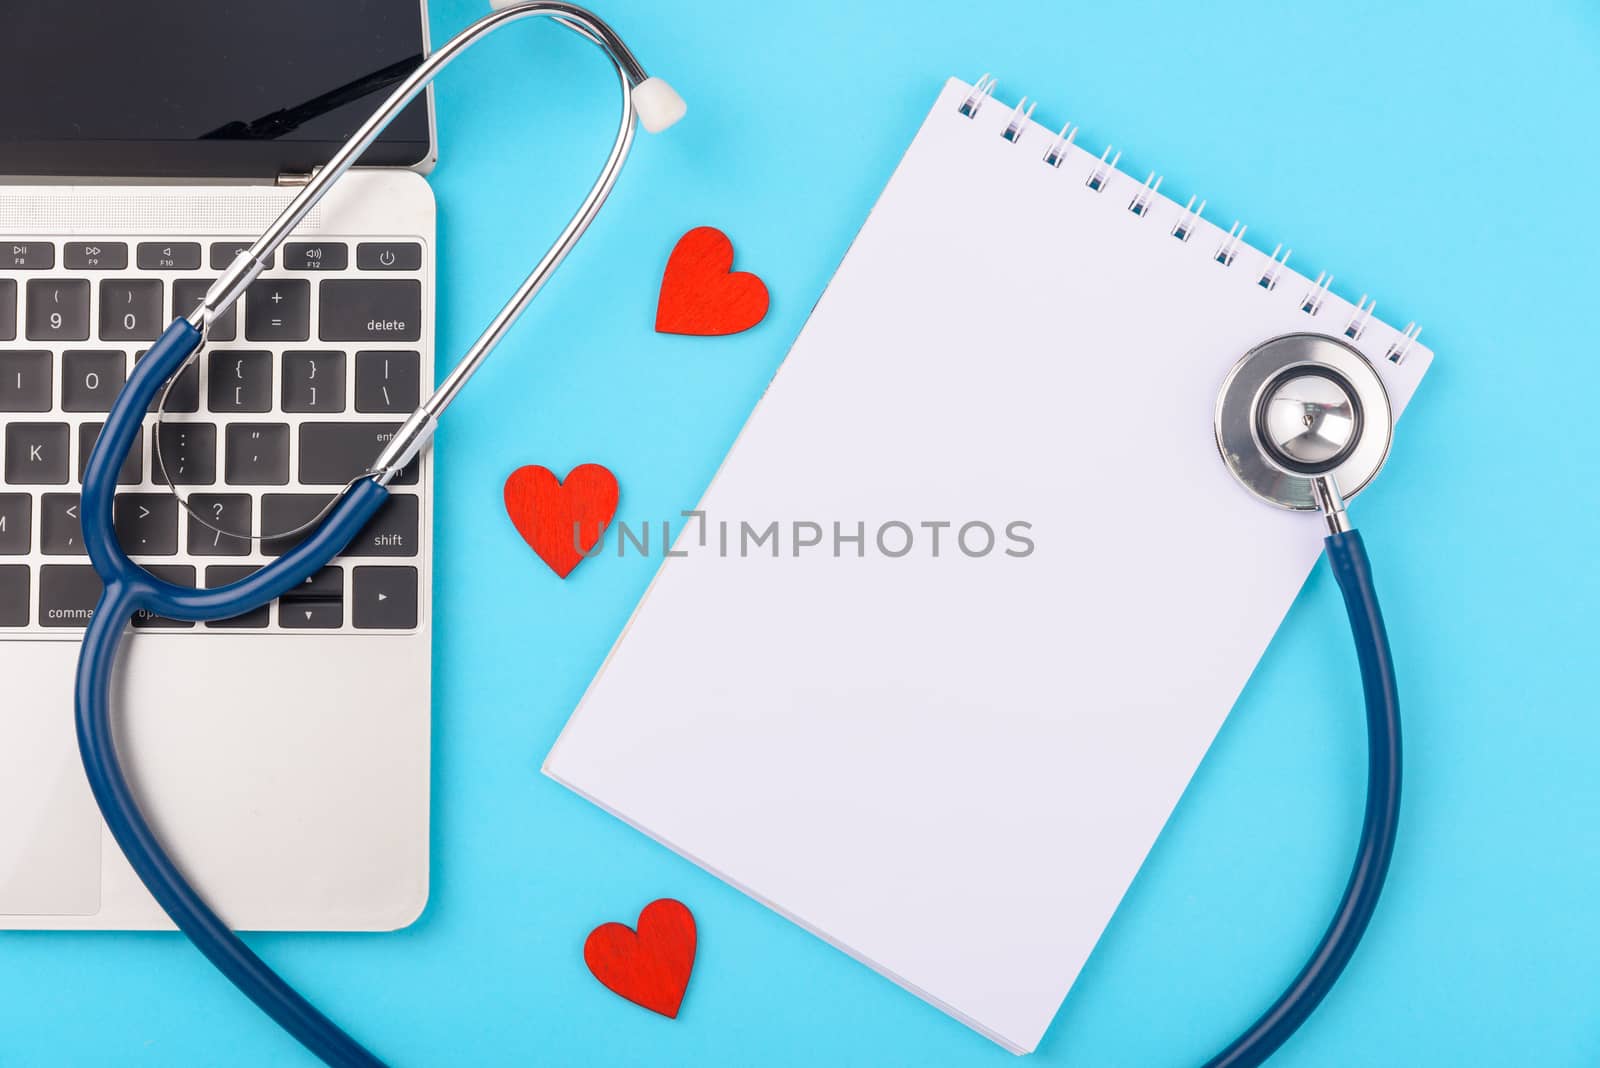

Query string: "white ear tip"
[633, 77, 687, 133]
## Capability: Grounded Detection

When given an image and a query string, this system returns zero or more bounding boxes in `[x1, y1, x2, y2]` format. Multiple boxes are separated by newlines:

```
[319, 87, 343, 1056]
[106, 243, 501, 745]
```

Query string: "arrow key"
[353, 566, 417, 629]
[113, 493, 178, 555]
[281, 565, 343, 629]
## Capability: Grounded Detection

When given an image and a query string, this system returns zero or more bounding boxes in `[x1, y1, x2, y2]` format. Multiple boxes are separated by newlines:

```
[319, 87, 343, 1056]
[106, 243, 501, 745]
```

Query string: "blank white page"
[546, 78, 1432, 1054]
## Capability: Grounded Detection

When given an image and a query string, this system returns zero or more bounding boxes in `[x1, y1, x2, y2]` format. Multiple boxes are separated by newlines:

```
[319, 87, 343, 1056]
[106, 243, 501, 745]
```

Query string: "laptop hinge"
[276, 171, 314, 187]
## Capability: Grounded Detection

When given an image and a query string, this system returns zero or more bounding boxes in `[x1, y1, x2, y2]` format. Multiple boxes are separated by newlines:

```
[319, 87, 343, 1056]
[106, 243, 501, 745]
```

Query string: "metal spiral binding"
[1172, 195, 1206, 242]
[958, 74, 1423, 360]
[1128, 173, 1163, 217]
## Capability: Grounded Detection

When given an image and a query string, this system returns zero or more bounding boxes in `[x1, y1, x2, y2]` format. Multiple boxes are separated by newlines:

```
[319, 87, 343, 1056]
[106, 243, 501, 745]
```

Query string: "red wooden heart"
[656, 226, 769, 336]
[584, 898, 697, 1018]
[502, 463, 619, 579]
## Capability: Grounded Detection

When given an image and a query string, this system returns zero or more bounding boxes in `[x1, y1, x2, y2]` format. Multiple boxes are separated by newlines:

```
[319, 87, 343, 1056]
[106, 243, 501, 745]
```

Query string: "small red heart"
[503, 463, 619, 579]
[584, 899, 697, 1018]
[656, 226, 769, 336]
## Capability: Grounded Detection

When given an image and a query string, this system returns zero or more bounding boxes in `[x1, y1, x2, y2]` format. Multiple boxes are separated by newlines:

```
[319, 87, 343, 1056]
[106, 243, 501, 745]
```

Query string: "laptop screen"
[0, 0, 432, 178]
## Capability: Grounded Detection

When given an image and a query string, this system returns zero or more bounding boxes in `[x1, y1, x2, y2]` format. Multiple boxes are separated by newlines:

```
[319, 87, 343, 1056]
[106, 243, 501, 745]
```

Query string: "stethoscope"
[1204, 332, 1402, 1067]
[75, 4, 683, 1067]
[69, 4, 1397, 1064]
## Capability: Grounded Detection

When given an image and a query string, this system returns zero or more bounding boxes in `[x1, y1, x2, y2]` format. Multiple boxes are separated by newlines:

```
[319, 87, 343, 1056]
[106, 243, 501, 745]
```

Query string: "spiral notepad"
[547, 77, 1434, 1053]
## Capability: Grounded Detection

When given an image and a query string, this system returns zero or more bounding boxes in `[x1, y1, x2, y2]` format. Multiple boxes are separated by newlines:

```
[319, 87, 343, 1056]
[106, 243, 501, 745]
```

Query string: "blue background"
[4, 1, 1598, 1064]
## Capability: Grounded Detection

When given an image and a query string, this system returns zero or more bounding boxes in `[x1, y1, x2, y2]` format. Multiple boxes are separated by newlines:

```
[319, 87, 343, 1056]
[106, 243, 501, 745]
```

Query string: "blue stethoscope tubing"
[1203, 529, 1401, 1067]
[78, 320, 391, 1068]
[75, 334, 1401, 1068]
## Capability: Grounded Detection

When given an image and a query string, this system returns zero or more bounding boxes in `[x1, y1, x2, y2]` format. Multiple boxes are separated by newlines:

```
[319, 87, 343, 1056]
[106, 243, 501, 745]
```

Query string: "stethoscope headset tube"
[1200, 334, 1403, 1066]
[74, 4, 683, 1066]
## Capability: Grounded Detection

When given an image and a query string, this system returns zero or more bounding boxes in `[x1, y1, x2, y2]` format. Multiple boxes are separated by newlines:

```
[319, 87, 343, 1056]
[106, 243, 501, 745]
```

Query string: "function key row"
[0, 563, 418, 630]
[0, 278, 420, 344]
[3, 241, 420, 273]
[0, 491, 418, 559]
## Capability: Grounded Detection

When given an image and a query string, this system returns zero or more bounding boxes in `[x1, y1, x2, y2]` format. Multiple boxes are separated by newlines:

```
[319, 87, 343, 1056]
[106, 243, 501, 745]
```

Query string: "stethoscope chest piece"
[1215, 332, 1392, 511]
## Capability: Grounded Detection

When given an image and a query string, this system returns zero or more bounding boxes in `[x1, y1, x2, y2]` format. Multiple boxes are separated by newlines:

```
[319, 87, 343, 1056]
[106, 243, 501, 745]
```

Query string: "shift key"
[319, 280, 421, 342]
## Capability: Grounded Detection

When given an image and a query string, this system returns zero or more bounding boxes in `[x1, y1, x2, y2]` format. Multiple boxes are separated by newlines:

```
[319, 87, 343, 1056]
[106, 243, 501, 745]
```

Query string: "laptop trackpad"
[0, 643, 100, 915]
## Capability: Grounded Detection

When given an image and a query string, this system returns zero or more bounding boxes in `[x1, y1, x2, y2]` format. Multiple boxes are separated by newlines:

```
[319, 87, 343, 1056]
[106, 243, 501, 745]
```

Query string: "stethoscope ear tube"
[1203, 529, 1401, 1068]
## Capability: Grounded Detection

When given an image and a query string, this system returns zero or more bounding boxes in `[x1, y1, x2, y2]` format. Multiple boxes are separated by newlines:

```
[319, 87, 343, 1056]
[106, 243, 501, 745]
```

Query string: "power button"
[356, 242, 423, 271]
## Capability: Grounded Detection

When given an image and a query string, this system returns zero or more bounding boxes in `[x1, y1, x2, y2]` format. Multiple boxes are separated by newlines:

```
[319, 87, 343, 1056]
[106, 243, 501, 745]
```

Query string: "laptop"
[0, 0, 437, 931]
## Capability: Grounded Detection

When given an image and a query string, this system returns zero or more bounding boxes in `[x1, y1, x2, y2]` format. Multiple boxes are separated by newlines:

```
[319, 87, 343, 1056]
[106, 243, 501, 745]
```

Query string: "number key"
[0, 351, 51, 411]
[25, 279, 89, 341]
[62, 350, 127, 412]
[99, 280, 164, 342]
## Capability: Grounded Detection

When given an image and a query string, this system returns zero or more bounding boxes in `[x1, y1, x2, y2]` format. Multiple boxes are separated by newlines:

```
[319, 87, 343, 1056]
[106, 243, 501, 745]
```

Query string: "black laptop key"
[319, 280, 421, 342]
[0, 351, 51, 411]
[0, 494, 31, 554]
[285, 242, 348, 272]
[0, 279, 14, 341]
[113, 494, 178, 555]
[78, 423, 142, 486]
[282, 351, 347, 412]
[356, 242, 422, 272]
[187, 494, 252, 556]
[99, 280, 163, 342]
[225, 423, 290, 485]
[61, 350, 127, 412]
[39, 564, 101, 627]
[0, 565, 27, 626]
[64, 242, 128, 271]
[25, 279, 89, 341]
[244, 279, 310, 342]
[208, 351, 272, 412]
[210, 242, 274, 271]
[172, 280, 236, 342]
[153, 422, 217, 485]
[261, 494, 331, 556]
[131, 565, 197, 629]
[342, 494, 419, 557]
[353, 566, 418, 629]
[281, 565, 343, 629]
[137, 242, 201, 271]
[5, 423, 69, 484]
[40, 494, 84, 555]
[204, 565, 270, 629]
[262, 494, 417, 558]
[355, 351, 421, 413]
[136, 347, 200, 414]
[5, 242, 54, 269]
[299, 422, 415, 485]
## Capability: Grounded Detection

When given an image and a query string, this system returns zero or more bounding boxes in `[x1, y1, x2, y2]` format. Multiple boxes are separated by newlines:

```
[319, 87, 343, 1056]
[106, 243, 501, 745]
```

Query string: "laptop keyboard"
[0, 237, 427, 633]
